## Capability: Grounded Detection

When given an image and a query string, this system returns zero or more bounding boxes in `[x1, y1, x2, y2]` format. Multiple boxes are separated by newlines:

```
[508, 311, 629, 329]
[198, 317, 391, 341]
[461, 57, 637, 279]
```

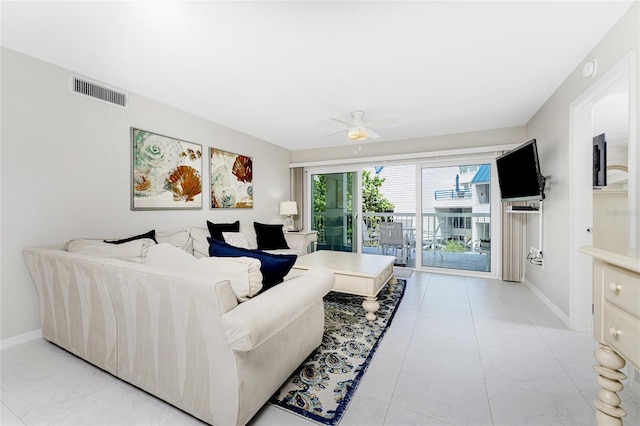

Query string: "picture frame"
[210, 147, 253, 208]
[131, 128, 203, 210]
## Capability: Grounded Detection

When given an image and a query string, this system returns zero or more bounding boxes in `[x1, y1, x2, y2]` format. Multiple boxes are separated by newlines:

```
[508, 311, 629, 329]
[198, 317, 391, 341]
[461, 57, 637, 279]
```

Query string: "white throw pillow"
[65, 238, 155, 263]
[145, 243, 263, 302]
[222, 232, 251, 249]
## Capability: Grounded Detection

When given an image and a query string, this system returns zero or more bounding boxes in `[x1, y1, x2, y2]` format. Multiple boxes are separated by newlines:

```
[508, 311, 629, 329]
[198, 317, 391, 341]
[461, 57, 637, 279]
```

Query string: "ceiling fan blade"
[330, 118, 352, 127]
[367, 129, 381, 140]
[326, 129, 346, 137]
[366, 118, 397, 127]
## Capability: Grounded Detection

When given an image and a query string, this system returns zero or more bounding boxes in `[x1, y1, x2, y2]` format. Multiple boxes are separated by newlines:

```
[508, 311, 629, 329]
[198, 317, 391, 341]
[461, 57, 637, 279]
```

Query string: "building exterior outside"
[373, 163, 491, 271]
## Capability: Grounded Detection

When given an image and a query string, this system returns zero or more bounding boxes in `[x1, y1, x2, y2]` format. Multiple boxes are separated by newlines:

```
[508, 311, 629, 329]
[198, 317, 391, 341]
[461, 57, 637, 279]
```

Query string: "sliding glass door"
[311, 171, 358, 252]
[305, 157, 497, 277]
[421, 163, 492, 272]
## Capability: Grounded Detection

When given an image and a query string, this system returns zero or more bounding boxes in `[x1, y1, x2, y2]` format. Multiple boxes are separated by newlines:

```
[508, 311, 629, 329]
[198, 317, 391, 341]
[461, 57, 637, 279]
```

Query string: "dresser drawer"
[603, 304, 640, 368]
[603, 265, 640, 316]
[376, 263, 394, 288]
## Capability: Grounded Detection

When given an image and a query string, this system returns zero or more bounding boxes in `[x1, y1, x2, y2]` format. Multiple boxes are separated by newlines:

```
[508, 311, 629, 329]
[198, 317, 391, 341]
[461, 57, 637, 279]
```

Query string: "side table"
[284, 230, 318, 255]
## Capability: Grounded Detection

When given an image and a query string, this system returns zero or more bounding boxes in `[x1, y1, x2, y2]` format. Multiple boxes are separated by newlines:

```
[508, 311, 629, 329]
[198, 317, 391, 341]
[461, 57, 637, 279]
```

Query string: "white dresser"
[579, 246, 640, 426]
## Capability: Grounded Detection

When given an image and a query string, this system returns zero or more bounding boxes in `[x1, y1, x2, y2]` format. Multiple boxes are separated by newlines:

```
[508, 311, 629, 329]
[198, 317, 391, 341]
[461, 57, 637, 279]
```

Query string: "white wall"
[525, 3, 639, 317]
[0, 48, 292, 340]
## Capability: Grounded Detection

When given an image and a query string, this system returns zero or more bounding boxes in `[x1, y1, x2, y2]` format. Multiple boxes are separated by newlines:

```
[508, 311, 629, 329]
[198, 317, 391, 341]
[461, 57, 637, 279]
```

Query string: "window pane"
[361, 164, 416, 267]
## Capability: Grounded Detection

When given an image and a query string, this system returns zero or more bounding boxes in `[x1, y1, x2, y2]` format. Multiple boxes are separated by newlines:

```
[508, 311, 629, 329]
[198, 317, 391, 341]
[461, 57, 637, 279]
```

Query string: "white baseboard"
[0, 329, 42, 351]
[524, 279, 571, 328]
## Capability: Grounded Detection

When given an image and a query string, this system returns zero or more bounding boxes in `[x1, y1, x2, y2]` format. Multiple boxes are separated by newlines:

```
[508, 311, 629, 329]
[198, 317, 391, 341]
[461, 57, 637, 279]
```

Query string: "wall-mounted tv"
[496, 139, 546, 202]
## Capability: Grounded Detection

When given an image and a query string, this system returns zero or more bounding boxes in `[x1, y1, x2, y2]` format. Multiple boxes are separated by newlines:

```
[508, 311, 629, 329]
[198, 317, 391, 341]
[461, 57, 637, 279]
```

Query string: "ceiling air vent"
[70, 74, 128, 108]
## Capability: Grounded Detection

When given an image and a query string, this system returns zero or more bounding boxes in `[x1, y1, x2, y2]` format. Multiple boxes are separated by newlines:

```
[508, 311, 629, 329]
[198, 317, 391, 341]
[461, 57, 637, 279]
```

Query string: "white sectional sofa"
[22, 226, 334, 426]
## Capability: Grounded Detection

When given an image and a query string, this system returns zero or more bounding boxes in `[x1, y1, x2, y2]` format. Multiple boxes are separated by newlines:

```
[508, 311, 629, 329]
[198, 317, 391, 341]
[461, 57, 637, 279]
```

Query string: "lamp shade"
[279, 201, 298, 216]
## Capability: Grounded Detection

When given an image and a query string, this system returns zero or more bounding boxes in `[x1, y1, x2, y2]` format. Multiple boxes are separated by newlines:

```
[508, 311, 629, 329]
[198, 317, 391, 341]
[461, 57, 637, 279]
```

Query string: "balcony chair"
[362, 221, 379, 252]
[379, 222, 406, 265]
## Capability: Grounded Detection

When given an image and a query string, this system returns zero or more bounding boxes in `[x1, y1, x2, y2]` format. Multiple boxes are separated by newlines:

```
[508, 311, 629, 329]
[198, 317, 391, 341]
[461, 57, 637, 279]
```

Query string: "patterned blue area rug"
[270, 279, 406, 425]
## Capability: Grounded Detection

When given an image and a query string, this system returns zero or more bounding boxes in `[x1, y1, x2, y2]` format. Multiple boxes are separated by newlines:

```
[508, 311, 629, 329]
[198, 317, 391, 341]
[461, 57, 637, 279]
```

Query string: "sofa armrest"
[215, 280, 239, 315]
[222, 267, 334, 352]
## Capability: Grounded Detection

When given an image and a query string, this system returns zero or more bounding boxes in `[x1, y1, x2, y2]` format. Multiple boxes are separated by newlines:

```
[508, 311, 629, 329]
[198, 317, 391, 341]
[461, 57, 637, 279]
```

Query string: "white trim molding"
[0, 329, 42, 351]
[525, 279, 570, 328]
[568, 50, 637, 333]
[290, 143, 519, 168]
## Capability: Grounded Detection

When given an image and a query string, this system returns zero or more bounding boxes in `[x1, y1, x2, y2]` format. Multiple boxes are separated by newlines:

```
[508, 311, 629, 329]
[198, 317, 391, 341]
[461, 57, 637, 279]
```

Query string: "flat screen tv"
[593, 133, 607, 187]
[496, 139, 546, 202]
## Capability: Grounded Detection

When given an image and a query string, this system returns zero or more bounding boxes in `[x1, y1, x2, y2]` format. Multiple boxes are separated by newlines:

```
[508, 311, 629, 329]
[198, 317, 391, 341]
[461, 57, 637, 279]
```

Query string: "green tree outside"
[361, 170, 394, 214]
[312, 170, 394, 214]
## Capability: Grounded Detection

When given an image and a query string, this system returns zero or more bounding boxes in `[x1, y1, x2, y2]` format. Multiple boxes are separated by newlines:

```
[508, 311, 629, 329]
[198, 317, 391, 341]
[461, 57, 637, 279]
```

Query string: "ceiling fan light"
[347, 127, 368, 141]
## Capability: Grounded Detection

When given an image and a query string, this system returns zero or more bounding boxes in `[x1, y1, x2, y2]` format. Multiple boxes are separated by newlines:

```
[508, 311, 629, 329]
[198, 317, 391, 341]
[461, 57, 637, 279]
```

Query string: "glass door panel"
[311, 172, 357, 252]
[421, 163, 491, 272]
[361, 164, 416, 267]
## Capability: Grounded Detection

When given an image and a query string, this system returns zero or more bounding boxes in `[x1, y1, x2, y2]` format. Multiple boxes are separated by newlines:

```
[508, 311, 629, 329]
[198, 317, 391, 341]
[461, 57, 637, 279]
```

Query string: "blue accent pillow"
[207, 238, 297, 290]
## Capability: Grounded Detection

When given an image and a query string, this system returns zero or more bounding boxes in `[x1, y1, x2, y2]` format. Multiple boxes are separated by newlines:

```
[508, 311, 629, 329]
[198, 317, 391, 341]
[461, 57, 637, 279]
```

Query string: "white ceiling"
[1, 1, 635, 151]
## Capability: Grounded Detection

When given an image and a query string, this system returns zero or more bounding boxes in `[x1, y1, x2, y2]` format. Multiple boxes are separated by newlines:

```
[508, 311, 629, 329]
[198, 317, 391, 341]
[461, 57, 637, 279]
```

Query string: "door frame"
[304, 165, 363, 252]
[568, 50, 637, 332]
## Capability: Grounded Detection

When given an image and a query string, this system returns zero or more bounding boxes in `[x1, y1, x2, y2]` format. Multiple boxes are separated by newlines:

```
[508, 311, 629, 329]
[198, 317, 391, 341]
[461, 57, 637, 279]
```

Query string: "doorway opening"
[568, 51, 636, 332]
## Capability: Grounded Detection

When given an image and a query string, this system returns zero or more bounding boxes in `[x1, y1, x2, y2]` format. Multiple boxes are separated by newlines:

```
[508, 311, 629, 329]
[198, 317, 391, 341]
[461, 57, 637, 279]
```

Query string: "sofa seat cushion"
[208, 238, 297, 291]
[145, 243, 263, 302]
[65, 238, 155, 263]
[263, 248, 305, 256]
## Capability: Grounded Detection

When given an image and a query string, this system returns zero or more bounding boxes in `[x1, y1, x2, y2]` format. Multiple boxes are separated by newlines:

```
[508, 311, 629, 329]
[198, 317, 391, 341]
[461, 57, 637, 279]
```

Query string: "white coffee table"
[289, 251, 397, 321]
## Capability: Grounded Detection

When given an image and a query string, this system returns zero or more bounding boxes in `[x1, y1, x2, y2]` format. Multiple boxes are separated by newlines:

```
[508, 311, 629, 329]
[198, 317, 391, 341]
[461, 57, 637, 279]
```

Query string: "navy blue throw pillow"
[104, 229, 157, 244]
[207, 238, 297, 290]
[207, 220, 240, 241]
[253, 222, 289, 250]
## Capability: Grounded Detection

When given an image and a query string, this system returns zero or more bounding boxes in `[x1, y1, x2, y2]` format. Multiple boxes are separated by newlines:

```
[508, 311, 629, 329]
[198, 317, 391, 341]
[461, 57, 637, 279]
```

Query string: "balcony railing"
[434, 189, 472, 200]
[312, 211, 491, 271]
[312, 211, 490, 249]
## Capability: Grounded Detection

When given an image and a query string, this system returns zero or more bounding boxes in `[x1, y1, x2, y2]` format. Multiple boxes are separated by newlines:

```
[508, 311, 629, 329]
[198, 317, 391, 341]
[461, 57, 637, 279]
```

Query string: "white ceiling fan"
[327, 111, 396, 141]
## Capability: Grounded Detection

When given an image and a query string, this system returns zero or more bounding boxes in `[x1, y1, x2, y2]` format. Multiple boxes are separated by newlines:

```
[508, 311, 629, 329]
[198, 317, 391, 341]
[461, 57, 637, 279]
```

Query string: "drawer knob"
[608, 327, 622, 338]
[608, 282, 622, 292]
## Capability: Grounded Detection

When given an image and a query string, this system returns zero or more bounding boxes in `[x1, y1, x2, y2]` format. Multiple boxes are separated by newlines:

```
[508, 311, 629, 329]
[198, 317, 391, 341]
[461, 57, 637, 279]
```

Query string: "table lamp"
[279, 201, 298, 231]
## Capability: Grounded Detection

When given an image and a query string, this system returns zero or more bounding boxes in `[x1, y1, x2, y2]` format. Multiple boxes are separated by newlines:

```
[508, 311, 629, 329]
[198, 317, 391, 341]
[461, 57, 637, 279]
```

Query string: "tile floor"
[2, 272, 639, 425]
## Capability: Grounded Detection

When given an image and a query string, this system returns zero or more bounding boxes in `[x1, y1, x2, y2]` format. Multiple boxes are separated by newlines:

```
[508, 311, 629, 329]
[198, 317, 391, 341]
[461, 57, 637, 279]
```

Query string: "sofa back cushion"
[145, 243, 263, 302]
[208, 238, 296, 291]
[65, 238, 155, 263]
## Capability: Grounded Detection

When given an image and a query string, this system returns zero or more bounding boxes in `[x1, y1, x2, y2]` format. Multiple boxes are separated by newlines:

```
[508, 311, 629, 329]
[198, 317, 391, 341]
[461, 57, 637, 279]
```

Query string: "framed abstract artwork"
[131, 128, 203, 210]
[210, 148, 253, 208]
